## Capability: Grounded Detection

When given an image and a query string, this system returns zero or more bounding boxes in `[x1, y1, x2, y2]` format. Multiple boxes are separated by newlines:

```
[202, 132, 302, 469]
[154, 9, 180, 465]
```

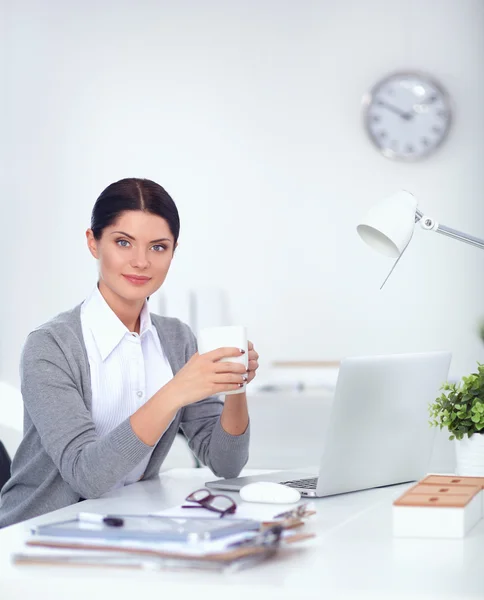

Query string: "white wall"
[2, 0, 484, 413]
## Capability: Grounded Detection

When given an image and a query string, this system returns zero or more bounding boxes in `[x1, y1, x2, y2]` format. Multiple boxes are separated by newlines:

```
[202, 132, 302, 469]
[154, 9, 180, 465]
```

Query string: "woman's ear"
[172, 241, 179, 256]
[86, 229, 99, 259]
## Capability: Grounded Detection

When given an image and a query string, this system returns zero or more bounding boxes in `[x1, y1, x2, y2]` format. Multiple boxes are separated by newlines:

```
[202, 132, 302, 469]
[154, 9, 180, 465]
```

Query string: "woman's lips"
[122, 275, 152, 286]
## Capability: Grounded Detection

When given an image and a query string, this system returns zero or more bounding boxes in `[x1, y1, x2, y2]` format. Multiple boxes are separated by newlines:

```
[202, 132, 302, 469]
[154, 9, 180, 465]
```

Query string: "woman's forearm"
[130, 382, 181, 446]
[220, 392, 249, 436]
[131, 383, 249, 446]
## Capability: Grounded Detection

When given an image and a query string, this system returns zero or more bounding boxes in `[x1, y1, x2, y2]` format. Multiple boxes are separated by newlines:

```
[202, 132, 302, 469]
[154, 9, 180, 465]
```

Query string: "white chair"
[0, 382, 23, 459]
[0, 424, 21, 464]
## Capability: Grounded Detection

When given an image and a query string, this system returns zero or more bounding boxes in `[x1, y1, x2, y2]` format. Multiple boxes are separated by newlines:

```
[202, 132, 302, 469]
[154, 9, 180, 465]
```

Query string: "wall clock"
[363, 71, 452, 161]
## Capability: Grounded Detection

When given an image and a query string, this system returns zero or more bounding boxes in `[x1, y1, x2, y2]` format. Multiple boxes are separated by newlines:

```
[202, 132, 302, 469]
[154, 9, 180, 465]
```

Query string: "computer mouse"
[239, 481, 301, 504]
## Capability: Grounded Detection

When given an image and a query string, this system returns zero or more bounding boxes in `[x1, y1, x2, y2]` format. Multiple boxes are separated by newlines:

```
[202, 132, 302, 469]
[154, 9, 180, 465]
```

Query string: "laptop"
[205, 350, 452, 498]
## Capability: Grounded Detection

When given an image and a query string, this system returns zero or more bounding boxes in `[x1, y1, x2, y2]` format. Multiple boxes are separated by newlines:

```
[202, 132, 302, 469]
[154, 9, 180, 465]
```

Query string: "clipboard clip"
[227, 524, 283, 549]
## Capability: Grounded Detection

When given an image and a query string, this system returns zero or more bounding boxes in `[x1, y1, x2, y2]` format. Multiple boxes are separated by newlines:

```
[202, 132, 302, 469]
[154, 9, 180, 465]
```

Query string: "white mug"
[197, 326, 248, 396]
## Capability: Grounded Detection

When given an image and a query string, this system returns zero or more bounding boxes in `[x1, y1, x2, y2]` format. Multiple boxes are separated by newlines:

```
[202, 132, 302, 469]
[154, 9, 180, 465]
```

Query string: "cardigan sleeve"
[178, 323, 250, 478]
[19, 330, 153, 499]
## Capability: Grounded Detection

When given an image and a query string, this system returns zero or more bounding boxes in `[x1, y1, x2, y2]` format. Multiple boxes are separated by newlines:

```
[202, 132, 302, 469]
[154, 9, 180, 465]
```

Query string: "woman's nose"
[130, 250, 150, 269]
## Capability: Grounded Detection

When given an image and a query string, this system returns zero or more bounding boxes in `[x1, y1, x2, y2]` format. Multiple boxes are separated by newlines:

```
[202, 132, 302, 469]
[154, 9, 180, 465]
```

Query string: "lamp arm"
[415, 209, 484, 251]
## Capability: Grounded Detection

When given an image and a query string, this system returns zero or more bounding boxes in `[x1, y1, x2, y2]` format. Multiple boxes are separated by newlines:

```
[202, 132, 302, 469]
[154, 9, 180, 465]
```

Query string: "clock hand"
[378, 100, 413, 121]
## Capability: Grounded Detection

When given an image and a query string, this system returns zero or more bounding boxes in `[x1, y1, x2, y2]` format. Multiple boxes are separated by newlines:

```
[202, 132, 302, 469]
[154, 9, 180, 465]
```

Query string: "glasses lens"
[207, 495, 235, 512]
[187, 489, 211, 503]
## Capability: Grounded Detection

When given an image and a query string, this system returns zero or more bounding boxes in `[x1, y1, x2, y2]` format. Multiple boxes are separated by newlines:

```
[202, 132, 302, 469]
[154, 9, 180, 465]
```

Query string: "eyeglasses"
[182, 488, 237, 518]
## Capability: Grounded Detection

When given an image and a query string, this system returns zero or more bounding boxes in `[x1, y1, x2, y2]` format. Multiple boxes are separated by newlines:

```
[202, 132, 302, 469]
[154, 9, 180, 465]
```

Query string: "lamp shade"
[356, 190, 418, 258]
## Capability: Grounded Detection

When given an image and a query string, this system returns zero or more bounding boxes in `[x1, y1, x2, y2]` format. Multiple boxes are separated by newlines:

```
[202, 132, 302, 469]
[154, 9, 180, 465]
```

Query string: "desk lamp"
[356, 190, 484, 288]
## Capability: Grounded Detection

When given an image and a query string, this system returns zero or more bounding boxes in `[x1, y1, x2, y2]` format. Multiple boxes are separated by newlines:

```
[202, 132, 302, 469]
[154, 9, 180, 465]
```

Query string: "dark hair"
[90, 178, 180, 244]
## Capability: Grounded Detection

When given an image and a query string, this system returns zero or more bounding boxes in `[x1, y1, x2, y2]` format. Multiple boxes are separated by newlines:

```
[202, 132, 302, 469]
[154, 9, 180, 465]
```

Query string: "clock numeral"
[421, 137, 430, 147]
[405, 144, 415, 154]
[437, 110, 447, 118]
[378, 130, 387, 139]
[432, 125, 442, 134]
[371, 115, 381, 123]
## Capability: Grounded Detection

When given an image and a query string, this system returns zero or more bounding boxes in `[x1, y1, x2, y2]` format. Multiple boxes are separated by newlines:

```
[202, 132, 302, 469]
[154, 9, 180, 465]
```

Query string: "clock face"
[363, 72, 452, 161]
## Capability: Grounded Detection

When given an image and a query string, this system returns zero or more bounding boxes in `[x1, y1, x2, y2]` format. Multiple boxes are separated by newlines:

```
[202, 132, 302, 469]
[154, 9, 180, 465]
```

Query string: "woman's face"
[86, 210, 176, 304]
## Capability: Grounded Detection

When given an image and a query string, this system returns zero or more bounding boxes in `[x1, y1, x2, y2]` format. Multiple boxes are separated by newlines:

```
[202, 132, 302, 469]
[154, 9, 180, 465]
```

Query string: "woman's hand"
[246, 341, 259, 384]
[218, 341, 258, 435]
[165, 347, 248, 408]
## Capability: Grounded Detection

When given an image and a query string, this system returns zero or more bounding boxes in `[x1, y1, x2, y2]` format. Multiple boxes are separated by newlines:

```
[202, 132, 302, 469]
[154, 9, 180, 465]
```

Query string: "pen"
[78, 512, 124, 527]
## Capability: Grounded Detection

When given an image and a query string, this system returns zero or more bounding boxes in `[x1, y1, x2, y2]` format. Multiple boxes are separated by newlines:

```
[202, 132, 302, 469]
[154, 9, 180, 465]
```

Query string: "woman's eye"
[117, 240, 130, 248]
[152, 245, 166, 252]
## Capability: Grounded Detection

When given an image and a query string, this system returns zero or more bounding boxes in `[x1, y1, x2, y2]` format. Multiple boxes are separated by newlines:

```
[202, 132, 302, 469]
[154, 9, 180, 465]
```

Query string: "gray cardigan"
[0, 304, 249, 528]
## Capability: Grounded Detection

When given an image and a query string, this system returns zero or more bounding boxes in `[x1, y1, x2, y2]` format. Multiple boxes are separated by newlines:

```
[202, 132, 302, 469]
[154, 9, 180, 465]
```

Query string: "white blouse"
[80, 286, 174, 489]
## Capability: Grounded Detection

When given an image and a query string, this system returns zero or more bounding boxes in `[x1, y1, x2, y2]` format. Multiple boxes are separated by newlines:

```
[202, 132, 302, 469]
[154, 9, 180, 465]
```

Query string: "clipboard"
[16, 530, 314, 572]
[13, 542, 280, 572]
[16, 516, 316, 573]
[32, 515, 260, 543]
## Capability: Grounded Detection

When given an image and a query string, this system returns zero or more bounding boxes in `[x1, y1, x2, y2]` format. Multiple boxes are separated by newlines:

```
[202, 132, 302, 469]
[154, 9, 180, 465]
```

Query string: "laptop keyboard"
[280, 477, 318, 489]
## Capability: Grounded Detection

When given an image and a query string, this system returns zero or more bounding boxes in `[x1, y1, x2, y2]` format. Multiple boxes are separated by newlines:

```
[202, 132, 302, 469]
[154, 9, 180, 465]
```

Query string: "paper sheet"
[153, 501, 314, 521]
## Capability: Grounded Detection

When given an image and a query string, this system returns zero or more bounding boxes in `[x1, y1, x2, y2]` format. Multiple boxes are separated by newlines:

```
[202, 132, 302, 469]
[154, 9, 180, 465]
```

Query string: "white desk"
[1, 468, 483, 600]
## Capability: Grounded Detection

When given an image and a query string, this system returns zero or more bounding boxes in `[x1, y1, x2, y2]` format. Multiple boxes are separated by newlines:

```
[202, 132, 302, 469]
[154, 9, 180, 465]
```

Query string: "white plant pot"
[455, 433, 484, 476]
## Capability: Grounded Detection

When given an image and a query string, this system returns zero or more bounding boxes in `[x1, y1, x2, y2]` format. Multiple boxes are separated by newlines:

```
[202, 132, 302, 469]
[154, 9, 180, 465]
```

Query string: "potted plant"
[429, 362, 484, 476]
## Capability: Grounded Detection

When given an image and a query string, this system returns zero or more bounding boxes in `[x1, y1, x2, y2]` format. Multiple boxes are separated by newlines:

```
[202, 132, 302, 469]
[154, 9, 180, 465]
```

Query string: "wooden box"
[393, 480, 482, 538]
[420, 474, 484, 514]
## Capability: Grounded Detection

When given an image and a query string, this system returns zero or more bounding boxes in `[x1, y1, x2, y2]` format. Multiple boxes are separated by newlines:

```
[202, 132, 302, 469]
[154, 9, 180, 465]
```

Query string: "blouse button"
[137, 391, 143, 398]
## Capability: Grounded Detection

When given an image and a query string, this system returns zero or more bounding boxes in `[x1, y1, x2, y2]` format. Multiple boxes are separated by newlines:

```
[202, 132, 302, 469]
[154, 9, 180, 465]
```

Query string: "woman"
[0, 178, 258, 527]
